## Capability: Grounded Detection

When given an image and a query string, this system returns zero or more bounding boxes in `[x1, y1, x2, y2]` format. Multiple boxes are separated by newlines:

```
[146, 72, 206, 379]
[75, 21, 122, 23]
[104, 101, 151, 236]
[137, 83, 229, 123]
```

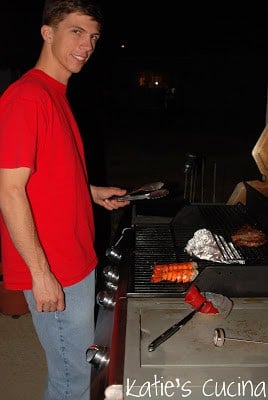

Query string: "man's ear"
[41, 25, 54, 43]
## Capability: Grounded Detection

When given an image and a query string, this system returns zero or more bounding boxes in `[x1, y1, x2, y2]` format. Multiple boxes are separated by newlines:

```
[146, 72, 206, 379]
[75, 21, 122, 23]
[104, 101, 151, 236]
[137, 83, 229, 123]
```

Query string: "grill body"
[91, 182, 268, 400]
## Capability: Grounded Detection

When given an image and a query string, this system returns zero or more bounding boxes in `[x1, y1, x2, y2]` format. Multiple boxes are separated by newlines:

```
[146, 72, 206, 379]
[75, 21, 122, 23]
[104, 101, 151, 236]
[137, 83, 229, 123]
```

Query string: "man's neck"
[35, 48, 70, 86]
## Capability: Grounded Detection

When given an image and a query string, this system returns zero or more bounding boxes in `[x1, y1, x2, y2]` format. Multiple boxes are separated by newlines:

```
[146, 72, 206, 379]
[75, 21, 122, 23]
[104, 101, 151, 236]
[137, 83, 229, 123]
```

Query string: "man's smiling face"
[42, 12, 101, 81]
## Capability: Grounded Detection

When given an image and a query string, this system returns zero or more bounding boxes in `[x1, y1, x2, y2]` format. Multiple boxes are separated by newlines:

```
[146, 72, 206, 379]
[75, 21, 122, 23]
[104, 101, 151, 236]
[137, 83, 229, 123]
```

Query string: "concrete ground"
[0, 312, 46, 400]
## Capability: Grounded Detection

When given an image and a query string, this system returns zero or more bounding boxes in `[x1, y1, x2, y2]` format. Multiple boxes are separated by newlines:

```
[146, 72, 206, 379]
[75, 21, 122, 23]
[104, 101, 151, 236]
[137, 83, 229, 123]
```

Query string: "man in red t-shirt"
[0, 1, 129, 399]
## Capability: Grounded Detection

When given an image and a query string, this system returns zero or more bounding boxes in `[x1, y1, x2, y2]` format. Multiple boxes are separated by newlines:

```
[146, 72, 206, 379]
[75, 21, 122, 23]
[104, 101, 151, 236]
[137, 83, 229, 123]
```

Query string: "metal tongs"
[148, 309, 198, 352]
[110, 181, 168, 201]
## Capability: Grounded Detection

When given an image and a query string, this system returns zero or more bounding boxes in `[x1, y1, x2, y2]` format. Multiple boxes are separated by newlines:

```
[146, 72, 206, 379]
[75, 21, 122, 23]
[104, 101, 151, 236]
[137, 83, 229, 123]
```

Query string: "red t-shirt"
[0, 69, 98, 290]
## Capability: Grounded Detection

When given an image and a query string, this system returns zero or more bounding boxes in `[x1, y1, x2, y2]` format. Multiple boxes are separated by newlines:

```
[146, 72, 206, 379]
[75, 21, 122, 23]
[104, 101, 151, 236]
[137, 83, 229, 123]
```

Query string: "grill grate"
[127, 203, 268, 297]
[198, 204, 268, 261]
[128, 224, 188, 296]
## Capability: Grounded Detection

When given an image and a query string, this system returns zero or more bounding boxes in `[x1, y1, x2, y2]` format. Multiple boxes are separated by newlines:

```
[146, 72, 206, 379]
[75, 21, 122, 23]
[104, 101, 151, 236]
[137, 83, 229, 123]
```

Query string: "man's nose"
[80, 37, 94, 51]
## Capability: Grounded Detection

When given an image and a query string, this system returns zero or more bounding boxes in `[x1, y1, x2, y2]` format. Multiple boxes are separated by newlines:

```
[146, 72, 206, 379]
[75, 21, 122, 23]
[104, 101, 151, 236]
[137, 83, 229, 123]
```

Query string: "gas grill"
[88, 125, 268, 400]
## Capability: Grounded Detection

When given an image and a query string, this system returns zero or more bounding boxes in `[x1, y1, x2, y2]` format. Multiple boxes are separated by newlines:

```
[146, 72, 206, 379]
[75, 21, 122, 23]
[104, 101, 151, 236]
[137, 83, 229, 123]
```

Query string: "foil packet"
[185, 228, 245, 264]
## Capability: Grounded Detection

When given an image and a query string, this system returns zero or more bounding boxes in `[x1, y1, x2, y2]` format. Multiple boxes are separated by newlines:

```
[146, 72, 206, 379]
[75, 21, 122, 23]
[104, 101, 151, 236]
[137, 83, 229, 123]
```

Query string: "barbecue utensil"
[148, 309, 198, 352]
[114, 188, 169, 202]
[213, 328, 268, 347]
[127, 181, 164, 195]
[110, 181, 165, 201]
[105, 227, 131, 263]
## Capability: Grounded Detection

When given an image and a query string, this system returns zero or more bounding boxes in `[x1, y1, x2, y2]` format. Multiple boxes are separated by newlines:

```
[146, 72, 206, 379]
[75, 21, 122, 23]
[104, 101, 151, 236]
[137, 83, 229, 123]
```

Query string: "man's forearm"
[0, 188, 50, 276]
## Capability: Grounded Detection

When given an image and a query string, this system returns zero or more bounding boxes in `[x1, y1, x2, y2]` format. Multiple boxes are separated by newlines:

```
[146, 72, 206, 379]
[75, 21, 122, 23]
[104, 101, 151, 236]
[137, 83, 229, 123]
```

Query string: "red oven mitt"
[185, 285, 219, 314]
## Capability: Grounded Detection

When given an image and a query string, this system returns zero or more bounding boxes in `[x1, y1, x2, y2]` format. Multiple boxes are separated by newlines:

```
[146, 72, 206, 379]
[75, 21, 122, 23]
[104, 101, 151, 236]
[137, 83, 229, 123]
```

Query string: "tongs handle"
[148, 309, 197, 352]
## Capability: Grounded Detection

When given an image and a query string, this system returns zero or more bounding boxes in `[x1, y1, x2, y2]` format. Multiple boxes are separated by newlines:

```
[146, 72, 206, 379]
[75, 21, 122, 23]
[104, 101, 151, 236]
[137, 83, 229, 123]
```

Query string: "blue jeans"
[24, 271, 95, 400]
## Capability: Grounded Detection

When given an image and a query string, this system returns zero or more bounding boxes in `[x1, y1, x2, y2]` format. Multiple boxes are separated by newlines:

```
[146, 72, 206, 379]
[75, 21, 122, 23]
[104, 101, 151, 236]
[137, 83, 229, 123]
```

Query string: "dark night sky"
[0, 2, 267, 65]
[0, 1, 267, 134]
[0, 1, 267, 196]
[102, 3, 268, 58]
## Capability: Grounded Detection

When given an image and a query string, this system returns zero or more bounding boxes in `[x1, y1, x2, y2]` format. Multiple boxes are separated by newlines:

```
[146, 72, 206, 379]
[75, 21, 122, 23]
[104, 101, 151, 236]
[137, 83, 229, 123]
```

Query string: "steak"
[231, 224, 268, 247]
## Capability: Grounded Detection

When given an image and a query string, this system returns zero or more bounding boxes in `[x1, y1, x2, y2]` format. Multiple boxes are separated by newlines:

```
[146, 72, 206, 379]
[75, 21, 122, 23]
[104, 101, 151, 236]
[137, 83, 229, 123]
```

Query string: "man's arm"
[0, 167, 65, 312]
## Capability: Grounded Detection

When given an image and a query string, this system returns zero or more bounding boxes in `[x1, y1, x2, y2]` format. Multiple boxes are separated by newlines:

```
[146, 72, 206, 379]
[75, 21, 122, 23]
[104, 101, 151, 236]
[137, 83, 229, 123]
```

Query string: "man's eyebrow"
[70, 24, 85, 31]
[70, 24, 101, 35]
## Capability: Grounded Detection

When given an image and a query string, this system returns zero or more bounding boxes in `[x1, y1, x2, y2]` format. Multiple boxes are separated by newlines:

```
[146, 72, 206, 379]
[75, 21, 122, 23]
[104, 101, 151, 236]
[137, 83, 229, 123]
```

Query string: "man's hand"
[31, 270, 65, 313]
[90, 185, 130, 210]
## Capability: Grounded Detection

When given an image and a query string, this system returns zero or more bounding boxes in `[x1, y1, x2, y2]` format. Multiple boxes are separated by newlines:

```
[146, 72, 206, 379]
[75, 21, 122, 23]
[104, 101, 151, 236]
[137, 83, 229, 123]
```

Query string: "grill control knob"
[105, 246, 122, 263]
[103, 265, 119, 284]
[86, 344, 109, 370]
[96, 290, 116, 309]
[105, 228, 131, 263]
[105, 281, 118, 292]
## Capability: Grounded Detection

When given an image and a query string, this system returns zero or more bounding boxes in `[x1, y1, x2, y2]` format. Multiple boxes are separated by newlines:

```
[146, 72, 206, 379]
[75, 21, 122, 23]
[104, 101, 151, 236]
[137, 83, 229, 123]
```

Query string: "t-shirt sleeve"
[0, 97, 38, 170]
